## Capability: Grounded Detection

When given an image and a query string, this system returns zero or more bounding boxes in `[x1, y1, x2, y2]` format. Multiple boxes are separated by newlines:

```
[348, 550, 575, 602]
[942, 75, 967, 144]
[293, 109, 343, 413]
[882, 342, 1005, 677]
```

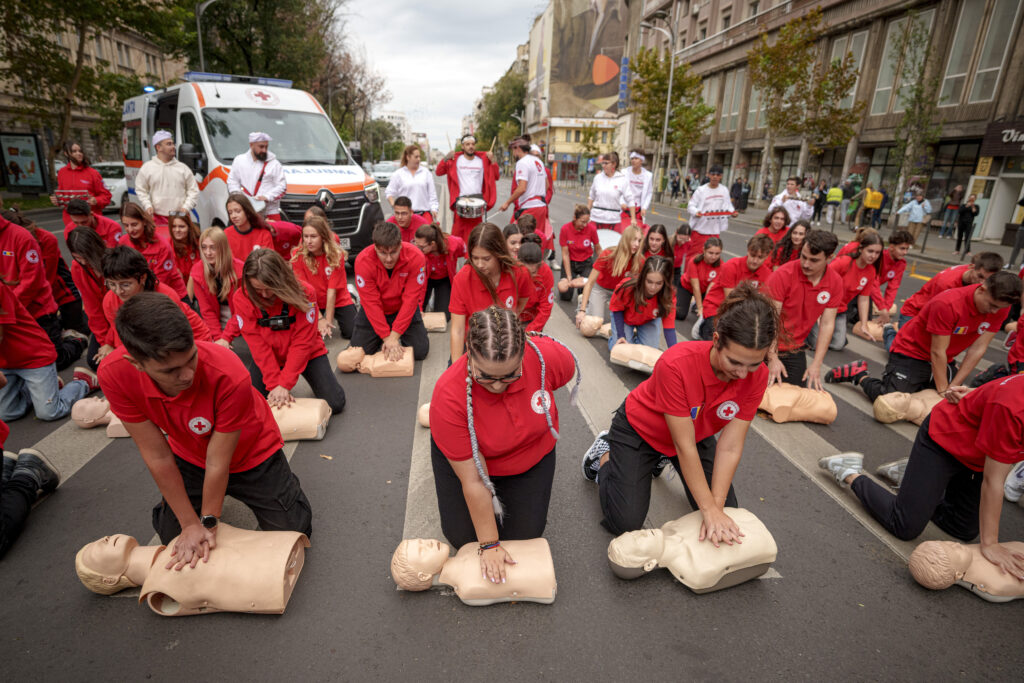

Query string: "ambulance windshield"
[201, 108, 351, 166]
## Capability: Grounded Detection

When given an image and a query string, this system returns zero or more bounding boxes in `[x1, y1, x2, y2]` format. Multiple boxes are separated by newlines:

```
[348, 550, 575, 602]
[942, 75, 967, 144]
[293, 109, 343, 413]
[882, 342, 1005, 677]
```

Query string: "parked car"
[372, 162, 398, 186]
[93, 162, 128, 211]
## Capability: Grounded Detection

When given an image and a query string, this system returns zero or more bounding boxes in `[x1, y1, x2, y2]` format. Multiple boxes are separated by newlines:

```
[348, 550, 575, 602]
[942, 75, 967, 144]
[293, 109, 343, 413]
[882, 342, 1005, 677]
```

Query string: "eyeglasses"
[105, 279, 138, 293]
[168, 210, 187, 218]
[469, 360, 523, 385]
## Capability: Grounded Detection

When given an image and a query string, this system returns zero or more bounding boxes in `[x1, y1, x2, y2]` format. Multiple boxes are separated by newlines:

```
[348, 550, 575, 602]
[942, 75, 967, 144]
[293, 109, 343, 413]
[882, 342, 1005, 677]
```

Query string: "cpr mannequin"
[607, 507, 778, 593]
[609, 342, 663, 374]
[872, 389, 943, 426]
[417, 402, 430, 428]
[71, 396, 132, 438]
[75, 523, 310, 616]
[390, 538, 557, 605]
[908, 540, 1024, 603]
[423, 312, 447, 332]
[557, 277, 587, 294]
[336, 346, 414, 376]
[272, 398, 331, 440]
[852, 320, 886, 343]
[578, 315, 604, 337]
[758, 383, 838, 424]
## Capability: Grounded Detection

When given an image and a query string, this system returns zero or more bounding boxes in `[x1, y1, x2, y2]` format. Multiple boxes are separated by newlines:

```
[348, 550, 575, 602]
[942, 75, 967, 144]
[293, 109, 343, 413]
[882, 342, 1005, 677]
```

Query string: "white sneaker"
[818, 452, 864, 488]
[875, 458, 908, 489]
[1004, 461, 1024, 503]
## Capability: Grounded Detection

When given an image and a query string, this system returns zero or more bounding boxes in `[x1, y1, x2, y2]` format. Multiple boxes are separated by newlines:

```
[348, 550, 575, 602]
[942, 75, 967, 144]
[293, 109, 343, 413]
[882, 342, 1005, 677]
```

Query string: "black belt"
[593, 206, 621, 213]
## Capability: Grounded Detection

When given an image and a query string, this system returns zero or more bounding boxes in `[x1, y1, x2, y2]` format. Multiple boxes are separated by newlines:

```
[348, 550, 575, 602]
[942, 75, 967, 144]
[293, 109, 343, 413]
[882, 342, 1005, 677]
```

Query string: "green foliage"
[579, 123, 602, 158]
[358, 119, 401, 163]
[475, 70, 527, 152]
[628, 47, 712, 161]
[890, 11, 943, 190]
[804, 51, 866, 156]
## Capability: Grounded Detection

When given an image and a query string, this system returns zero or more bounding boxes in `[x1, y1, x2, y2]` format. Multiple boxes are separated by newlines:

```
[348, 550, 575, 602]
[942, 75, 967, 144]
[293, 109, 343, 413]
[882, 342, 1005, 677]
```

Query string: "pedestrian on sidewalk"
[939, 185, 964, 239]
[953, 194, 980, 259]
[897, 192, 933, 246]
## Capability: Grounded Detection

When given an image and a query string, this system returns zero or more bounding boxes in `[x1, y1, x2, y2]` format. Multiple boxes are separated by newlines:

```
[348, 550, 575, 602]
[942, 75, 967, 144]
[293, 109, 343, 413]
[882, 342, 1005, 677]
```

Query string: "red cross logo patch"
[716, 400, 739, 420]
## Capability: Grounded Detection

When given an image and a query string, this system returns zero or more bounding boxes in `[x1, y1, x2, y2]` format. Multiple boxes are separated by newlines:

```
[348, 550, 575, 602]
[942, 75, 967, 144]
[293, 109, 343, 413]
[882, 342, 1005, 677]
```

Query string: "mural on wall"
[549, 0, 627, 117]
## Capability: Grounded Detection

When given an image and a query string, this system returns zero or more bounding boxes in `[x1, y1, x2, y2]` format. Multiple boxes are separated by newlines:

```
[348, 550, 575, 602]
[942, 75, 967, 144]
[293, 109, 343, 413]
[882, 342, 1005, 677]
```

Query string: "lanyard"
[243, 162, 268, 197]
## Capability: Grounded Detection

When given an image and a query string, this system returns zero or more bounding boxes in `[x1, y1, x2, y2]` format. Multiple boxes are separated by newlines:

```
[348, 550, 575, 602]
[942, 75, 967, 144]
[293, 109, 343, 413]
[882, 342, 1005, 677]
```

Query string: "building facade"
[626, 0, 1024, 240]
[381, 110, 412, 146]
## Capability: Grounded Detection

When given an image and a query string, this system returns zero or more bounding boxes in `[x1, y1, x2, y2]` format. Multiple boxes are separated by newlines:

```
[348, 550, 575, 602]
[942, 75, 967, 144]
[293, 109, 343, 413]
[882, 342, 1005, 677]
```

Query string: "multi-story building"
[629, 0, 1024, 242]
[381, 110, 412, 146]
[0, 27, 187, 161]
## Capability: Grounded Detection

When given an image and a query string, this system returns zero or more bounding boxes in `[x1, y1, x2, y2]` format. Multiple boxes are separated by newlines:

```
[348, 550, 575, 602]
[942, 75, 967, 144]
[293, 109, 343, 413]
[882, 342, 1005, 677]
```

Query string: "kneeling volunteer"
[429, 307, 580, 582]
[233, 250, 346, 413]
[584, 283, 777, 544]
[98, 293, 313, 563]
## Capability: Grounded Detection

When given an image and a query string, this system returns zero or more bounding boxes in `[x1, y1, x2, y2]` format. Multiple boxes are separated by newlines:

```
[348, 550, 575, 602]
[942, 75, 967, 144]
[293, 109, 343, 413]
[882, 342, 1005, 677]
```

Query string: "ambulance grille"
[280, 190, 366, 234]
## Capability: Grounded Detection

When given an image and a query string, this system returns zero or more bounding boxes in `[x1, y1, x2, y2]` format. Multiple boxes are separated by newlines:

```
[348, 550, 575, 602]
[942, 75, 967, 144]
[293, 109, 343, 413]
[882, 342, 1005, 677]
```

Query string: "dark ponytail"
[714, 281, 785, 351]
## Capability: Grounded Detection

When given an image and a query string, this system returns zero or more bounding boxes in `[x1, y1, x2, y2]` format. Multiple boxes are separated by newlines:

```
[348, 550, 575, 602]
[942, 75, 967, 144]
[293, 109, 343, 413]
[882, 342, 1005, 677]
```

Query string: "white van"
[121, 72, 384, 260]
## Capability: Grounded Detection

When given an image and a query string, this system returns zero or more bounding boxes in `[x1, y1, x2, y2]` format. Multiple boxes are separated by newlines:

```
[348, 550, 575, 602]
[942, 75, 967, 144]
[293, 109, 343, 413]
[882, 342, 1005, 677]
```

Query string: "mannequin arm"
[665, 414, 742, 546]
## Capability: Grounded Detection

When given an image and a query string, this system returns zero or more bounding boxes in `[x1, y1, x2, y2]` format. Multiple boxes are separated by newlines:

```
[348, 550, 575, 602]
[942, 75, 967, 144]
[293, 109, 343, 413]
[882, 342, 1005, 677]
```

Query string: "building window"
[938, 0, 1023, 105]
[779, 149, 800, 186]
[698, 21, 707, 41]
[574, 130, 581, 142]
[870, 10, 935, 116]
[722, 14, 731, 31]
[925, 142, 981, 205]
[749, 1, 760, 17]
[116, 41, 133, 68]
[830, 30, 868, 109]
[719, 71, 735, 133]
[718, 69, 745, 133]
[601, 130, 608, 143]
[702, 75, 719, 118]
[866, 147, 902, 194]
[745, 86, 765, 130]
[817, 149, 846, 186]
[94, 36, 104, 61]
[566, 130, 572, 143]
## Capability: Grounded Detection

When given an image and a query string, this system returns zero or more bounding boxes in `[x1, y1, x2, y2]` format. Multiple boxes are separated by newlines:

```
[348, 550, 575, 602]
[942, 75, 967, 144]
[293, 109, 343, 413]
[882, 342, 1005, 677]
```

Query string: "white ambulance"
[121, 72, 383, 259]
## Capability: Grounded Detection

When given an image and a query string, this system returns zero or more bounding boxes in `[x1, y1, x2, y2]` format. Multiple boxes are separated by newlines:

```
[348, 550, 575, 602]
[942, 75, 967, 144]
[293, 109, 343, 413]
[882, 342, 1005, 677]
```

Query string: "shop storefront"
[973, 120, 1024, 243]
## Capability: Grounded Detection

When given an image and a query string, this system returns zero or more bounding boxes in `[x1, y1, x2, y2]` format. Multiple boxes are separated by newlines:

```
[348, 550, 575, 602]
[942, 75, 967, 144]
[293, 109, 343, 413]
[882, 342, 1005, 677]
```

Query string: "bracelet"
[478, 541, 501, 555]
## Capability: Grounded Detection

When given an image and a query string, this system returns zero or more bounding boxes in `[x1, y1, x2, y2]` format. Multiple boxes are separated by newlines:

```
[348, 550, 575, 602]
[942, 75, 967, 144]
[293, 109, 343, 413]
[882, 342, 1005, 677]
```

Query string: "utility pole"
[642, 2, 677, 202]
[195, 0, 219, 72]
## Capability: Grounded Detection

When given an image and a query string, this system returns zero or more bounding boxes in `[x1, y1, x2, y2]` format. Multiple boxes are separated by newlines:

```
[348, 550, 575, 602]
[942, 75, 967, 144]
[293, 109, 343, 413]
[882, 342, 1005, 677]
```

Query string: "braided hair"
[464, 307, 582, 520]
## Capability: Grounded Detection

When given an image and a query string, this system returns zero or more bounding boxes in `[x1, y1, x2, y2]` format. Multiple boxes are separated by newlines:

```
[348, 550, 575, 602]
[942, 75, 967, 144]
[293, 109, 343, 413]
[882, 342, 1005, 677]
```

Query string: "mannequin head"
[579, 315, 604, 337]
[853, 320, 885, 342]
[908, 541, 969, 590]
[72, 396, 113, 428]
[607, 528, 666, 578]
[75, 534, 142, 595]
[418, 402, 430, 428]
[872, 389, 941, 425]
[336, 346, 365, 372]
[391, 539, 451, 591]
[557, 278, 570, 294]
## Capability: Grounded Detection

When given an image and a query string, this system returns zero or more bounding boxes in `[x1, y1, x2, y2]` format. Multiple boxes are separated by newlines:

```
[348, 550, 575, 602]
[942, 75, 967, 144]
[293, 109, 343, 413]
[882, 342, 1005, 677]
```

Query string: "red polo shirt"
[928, 373, 1024, 472]
[702, 257, 773, 318]
[64, 214, 122, 247]
[0, 215, 57, 318]
[559, 221, 600, 262]
[32, 227, 76, 306]
[625, 341, 768, 455]
[765, 259, 845, 352]
[190, 259, 244, 343]
[449, 263, 532, 316]
[354, 242, 426, 339]
[291, 252, 354, 310]
[0, 282, 57, 369]
[173, 248, 199, 285]
[430, 336, 575, 476]
[232, 281, 325, 391]
[592, 248, 639, 291]
[99, 341, 282, 473]
[828, 255, 878, 310]
[103, 283, 212, 348]
[71, 261, 112, 345]
[118, 233, 187, 299]
[890, 285, 1005, 363]
[387, 213, 431, 243]
[872, 249, 907, 311]
[901, 264, 970, 318]
[755, 225, 789, 246]
[610, 279, 674, 328]
[1009, 311, 1024, 366]
[681, 257, 721, 294]
[423, 235, 467, 281]
[521, 263, 555, 333]
[225, 224, 275, 258]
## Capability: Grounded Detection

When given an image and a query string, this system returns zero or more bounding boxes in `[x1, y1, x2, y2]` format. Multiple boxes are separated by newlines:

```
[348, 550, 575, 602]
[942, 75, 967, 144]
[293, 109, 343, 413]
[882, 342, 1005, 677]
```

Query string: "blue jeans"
[806, 312, 848, 352]
[609, 318, 663, 350]
[0, 364, 89, 421]
[939, 208, 957, 238]
[884, 313, 914, 351]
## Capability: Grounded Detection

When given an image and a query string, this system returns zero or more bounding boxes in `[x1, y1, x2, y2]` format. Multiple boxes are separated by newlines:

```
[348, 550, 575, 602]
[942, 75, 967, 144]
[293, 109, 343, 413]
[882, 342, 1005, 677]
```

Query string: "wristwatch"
[200, 514, 218, 530]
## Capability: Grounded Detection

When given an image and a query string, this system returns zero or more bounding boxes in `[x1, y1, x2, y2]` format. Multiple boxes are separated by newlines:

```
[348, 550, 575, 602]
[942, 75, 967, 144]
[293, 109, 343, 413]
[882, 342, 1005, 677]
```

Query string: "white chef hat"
[151, 130, 173, 147]
[248, 132, 272, 143]
[629, 151, 645, 161]
[530, 144, 541, 154]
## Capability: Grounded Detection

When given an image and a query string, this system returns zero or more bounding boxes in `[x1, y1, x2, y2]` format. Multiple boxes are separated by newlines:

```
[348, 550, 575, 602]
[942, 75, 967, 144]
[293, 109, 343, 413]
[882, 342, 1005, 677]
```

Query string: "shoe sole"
[875, 459, 907, 488]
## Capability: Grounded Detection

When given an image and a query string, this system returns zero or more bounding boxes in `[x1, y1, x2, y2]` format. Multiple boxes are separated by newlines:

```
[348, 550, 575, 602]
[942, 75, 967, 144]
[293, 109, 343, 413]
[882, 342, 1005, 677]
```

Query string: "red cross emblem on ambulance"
[252, 90, 271, 101]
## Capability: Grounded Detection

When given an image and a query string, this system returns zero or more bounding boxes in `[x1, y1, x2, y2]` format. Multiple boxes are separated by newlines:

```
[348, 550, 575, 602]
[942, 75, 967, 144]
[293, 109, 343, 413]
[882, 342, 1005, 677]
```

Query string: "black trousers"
[860, 352, 955, 403]
[955, 222, 973, 254]
[777, 349, 807, 387]
[152, 450, 313, 545]
[676, 284, 694, 321]
[559, 256, 595, 301]
[697, 316, 715, 341]
[248, 352, 346, 414]
[37, 313, 85, 371]
[349, 308, 429, 360]
[322, 303, 356, 339]
[598, 403, 736, 535]
[59, 299, 88, 336]
[0, 473, 38, 560]
[423, 277, 452, 320]
[851, 416, 981, 541]
[430, 438, 556, 549]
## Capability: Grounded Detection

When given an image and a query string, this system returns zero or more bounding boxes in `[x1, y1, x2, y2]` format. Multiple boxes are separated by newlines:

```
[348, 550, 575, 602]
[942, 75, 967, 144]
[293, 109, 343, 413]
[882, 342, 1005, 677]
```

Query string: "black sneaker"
[2, 451, 17, 484]
[582, 431, 610, 483]
[825, 360, 868, 385]
[11, 448, 60, 495]
[652, 456, 672, 478]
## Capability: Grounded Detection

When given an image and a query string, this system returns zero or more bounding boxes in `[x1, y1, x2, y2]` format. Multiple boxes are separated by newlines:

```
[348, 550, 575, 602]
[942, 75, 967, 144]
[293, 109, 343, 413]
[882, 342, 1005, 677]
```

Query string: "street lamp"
[641, 5, 678, 202]
[510, 110, 524, 135]
[196, 0, 219, 72]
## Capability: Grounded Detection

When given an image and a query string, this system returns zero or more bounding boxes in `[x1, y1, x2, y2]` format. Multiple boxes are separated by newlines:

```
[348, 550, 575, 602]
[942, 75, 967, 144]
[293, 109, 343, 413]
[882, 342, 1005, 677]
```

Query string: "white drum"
[455, 196, 486, 219]
[597, 228, 621, 250]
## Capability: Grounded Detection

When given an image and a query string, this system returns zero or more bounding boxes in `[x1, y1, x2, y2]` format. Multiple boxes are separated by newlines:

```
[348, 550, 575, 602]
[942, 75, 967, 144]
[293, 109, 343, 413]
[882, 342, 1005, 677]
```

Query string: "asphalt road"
[1, 180, 1021, 681]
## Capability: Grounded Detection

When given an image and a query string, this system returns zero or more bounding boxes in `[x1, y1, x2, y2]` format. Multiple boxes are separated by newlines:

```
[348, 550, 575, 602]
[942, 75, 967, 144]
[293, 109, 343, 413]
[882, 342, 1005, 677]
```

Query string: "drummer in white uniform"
[686, 164, 738, 254]
[385, 144, 438, 222]
[499, 139, 549, 229]
[226, 132, 287, 220]
[625, 150, 653, 225]
[588, 152, 637, 233]
[435, 134, 499, 242]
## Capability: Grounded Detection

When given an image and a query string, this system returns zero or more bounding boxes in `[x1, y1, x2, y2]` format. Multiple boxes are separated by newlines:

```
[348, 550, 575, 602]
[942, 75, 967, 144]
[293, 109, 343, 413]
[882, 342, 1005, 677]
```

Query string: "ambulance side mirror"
[178, 143, 206, 175]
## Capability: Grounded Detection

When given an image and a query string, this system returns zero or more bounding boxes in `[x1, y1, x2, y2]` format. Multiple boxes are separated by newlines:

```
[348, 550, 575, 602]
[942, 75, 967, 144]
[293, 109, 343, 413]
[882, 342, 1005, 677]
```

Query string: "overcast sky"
[345, 2, 542, 152]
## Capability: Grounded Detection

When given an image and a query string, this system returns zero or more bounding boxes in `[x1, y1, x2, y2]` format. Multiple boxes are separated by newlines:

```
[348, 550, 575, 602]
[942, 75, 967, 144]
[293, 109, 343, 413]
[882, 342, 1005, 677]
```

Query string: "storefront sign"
[976, 156, 993, 176]
[0, 132, 47, 191]
[980, 120, 1024, 156]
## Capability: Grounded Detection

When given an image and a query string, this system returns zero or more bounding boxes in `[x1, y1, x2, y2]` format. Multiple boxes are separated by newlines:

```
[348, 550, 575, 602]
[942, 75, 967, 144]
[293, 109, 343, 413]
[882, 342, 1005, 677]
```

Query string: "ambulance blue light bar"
[184, 72, 293, 88]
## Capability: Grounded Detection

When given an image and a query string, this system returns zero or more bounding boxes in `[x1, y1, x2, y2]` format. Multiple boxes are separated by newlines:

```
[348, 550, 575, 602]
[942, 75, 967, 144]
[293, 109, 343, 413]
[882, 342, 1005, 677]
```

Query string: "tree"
[358, 119, 400, 164]
[577, 123, 603, 179]
[0, 1, 188, 180]
[747, 8, 863, 193]
[475, 69, 527, 155]
[888, 10, 943, 226]
[628, 47, 713, 183]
